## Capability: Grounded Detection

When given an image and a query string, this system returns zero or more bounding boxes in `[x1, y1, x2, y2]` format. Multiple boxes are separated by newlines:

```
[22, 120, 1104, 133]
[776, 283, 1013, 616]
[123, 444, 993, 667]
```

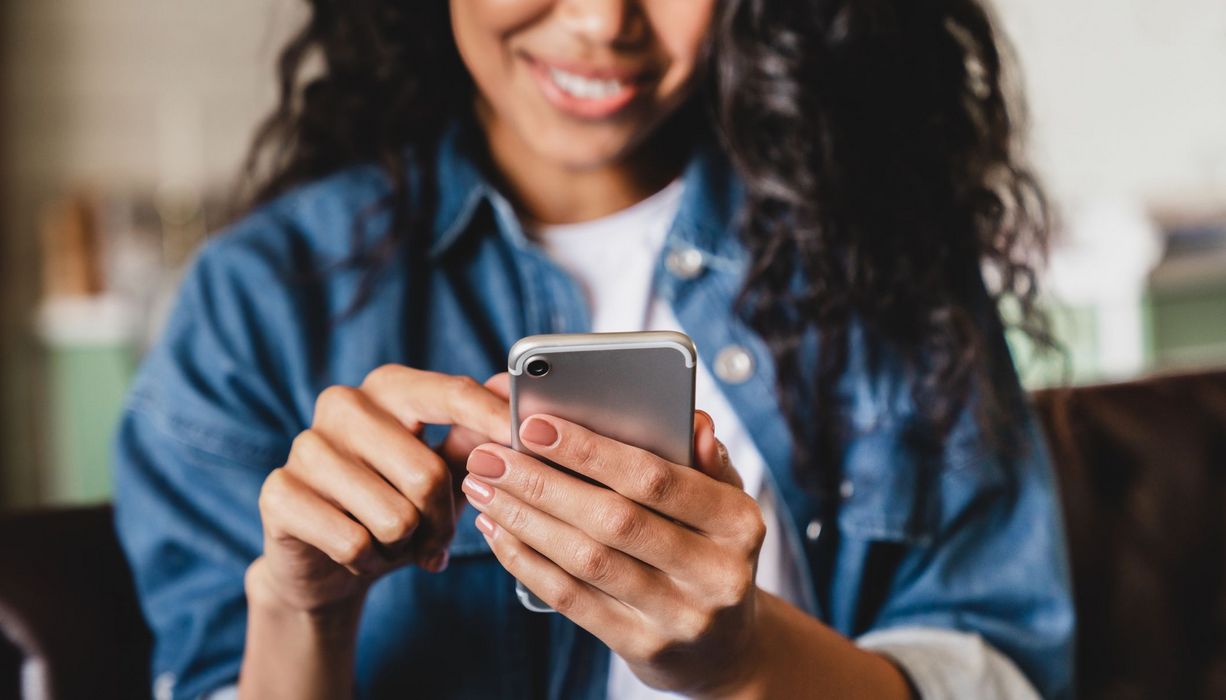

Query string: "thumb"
[693, 410, 743, 490]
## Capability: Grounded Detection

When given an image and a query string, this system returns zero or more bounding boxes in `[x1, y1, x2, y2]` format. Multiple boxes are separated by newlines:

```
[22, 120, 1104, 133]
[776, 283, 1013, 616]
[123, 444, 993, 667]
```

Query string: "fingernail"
[468, 449, 506, 478]
[697, 410, 715, 435]
[475, 513, 496, 537]
[425, 549, 450, 573]
[462, 475, 494, 504]
[521, 417, 559, 447]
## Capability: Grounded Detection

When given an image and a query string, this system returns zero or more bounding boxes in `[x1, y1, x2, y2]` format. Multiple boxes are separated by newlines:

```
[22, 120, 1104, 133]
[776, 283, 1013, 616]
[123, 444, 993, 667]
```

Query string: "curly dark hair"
[244, 0, 1051, 496]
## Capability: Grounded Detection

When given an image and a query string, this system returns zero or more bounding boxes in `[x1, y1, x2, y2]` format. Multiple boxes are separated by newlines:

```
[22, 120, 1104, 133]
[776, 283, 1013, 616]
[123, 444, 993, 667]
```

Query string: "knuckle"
[335, 530, 371, 565]
[735, 506, 767, 553]
[443, 375, 480, 414]
[599, 501, 644, 546]
[500, 539, 522, 569]
[423, 450, 450, 479]
[361, 363, 403, 389]
[449, 374, 480, 393]
[571, 542, 614, 584]
[314, 385, 361, 424]
[518, 465, 548, 505]
[405, 453, 449, 494]
[544, 578, 581, 614]
[570, 436, 601, 470]
[446, 375, 480, 405]
[635, 462, 675, 505]
[504, 503, 531, 533]
[289, 430, 326, 465]
[376, 506, 418, 543]
[258, 469, 289, 515]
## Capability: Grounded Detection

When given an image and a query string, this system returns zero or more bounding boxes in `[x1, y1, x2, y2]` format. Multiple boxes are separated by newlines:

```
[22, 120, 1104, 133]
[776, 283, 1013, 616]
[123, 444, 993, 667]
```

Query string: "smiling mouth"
[546, 65, 632, 100]
[524, 54, 654, 120]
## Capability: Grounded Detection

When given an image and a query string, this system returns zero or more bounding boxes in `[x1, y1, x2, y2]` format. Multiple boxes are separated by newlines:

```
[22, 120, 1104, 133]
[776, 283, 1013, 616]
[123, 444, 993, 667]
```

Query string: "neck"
[476, 102, 693, 227]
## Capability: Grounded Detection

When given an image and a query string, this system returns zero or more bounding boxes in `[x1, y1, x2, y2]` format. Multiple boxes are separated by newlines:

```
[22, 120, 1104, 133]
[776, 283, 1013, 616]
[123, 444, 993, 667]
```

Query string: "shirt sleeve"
[858, 626, 1041, 699]
[824, 321, 1076, 700]
[113, 229, 306, 700]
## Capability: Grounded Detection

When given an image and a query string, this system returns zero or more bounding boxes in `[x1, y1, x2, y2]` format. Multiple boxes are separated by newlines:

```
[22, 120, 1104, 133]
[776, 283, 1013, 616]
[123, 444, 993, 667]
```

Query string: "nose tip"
[558, 0, 645, 46]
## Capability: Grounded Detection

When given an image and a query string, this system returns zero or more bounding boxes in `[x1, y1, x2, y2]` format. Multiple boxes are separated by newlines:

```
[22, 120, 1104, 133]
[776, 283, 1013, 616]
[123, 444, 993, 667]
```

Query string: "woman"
[114, 1, 1074, 698]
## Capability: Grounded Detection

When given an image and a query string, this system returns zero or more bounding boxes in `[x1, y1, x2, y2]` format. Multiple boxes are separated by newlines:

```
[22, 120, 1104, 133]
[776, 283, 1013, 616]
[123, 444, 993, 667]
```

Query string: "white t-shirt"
[533, 179, 804, 700]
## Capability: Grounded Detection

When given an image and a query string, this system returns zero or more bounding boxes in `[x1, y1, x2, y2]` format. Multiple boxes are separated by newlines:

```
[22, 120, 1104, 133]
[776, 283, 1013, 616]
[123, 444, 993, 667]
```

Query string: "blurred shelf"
[1150, 241, 1226, 294]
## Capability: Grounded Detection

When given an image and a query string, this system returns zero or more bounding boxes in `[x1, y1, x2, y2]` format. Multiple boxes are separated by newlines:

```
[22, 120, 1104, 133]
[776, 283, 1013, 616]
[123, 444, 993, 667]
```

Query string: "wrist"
[699, 589, 914, 700]
[244, 557, 367, 638]
[693, 587, 772, 700]
[241, 558, 364, 700]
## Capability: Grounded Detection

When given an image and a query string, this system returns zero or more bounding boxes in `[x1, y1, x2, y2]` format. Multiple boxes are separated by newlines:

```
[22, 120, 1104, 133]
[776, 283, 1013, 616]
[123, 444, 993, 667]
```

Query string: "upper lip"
[525, 53, 653, 84]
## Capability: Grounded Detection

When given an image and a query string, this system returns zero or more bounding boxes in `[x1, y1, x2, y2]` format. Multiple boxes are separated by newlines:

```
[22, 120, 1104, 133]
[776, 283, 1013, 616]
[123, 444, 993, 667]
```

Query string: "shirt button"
[666, 246, 705, 280]
[714, 345, 755, 384]
[839, 479, 855, 500]
[805, 519, 823, 541]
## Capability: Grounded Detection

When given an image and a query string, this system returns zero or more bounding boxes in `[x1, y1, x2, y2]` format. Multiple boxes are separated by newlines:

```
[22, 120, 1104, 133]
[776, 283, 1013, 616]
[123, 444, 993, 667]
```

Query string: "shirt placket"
[658, 232, 827, 623]
[486, 192, 591, 335]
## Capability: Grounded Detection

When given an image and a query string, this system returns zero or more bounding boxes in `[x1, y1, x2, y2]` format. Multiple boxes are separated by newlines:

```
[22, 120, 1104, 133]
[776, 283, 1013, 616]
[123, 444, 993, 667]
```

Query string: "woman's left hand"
[462, 409, 767, 697]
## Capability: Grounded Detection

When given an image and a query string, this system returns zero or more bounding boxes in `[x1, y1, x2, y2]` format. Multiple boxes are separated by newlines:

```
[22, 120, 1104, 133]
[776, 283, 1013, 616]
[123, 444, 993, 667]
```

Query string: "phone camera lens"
[526, 359, 550, 377]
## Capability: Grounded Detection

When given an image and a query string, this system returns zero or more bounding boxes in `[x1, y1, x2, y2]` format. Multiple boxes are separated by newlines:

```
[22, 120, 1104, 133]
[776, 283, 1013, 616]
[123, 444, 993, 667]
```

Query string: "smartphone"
[507, 331, 698, 612]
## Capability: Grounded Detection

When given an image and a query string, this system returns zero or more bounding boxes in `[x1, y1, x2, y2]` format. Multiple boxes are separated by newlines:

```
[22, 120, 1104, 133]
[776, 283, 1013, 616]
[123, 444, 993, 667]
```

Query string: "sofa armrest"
[0, 505, 151, 699]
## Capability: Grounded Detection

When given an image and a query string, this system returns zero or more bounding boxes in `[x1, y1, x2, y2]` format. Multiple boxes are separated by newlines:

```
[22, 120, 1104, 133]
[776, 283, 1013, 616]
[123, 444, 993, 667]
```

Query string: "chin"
[531, 122, 650, 171]
[535, 135, 635, 172]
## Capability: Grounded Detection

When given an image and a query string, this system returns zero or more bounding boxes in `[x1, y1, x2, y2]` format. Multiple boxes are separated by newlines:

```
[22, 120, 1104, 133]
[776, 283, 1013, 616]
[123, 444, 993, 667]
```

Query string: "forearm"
[238, 559, 365, 700]
[709, 589, 913, 700]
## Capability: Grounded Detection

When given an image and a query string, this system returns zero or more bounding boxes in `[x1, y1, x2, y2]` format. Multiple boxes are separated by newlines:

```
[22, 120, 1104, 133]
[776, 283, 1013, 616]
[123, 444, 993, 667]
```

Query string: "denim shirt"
[113, 124, 1075, 700]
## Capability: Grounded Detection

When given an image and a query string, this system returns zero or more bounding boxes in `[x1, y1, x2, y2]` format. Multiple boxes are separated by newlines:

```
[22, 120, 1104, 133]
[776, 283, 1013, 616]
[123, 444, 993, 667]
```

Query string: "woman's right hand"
[246, 366, 512, 614]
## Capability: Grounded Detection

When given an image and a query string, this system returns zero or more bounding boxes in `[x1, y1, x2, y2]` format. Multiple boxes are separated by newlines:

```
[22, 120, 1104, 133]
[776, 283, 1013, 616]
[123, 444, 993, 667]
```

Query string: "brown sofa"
[1032, 369, 1226, 699]
[0, 507, 151, 699]
[2, 369, 1225, 699]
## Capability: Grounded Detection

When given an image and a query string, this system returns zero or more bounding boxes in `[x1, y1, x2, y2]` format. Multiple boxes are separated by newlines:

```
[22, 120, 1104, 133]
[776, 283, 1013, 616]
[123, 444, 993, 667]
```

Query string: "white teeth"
[547, 66, 627, 100]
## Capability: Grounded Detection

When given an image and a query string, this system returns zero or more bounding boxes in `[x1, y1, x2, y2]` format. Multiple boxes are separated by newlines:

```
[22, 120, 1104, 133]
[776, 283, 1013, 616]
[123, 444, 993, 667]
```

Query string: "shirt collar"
[426, 118, 746, 264]
[428, 120, 496, 259]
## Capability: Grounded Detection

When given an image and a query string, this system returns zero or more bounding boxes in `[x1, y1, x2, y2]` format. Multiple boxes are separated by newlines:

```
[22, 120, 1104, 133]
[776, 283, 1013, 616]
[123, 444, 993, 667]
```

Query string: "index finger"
[360, 366, 513, 446]
[516, 414, 749, 537]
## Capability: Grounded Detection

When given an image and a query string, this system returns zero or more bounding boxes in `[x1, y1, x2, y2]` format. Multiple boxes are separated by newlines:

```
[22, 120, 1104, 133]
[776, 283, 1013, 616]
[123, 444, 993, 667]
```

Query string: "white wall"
[2, 0, 299, 191]
[0, 0, 300, 504]
[9, 0, 1222, 216]
[995, 0, 1226, 209]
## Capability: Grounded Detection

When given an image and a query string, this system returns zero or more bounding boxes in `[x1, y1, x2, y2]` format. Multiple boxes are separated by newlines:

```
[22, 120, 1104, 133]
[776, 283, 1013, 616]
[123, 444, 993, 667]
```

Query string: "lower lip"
[526, 58, 643, 120]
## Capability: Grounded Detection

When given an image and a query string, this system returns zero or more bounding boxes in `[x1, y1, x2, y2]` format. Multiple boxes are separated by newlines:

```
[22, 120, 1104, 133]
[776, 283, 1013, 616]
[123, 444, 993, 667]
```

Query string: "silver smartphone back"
[507, 331, 697, 612]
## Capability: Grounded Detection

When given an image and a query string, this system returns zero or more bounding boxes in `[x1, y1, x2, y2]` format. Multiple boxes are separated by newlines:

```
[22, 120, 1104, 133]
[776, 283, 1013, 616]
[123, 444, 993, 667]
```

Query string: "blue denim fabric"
[113, 123, 1075, 699]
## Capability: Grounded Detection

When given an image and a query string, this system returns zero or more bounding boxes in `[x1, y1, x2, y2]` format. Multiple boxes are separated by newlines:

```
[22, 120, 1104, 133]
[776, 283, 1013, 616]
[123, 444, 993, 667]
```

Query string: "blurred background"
[0, 0, 1223, 509]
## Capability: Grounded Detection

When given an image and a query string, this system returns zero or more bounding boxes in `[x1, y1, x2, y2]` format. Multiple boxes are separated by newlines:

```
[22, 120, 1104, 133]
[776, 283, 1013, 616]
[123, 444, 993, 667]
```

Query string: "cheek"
[646, 0, 715, 94]
[450, 0, 549, 88]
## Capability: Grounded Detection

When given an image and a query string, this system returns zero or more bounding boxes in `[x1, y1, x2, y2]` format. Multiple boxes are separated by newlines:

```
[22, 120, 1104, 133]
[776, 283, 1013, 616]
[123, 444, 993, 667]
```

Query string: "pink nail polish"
[468, 449, 506, 478]
[475, 513, 496, 537]
[462, 475, 494, 504]
[521, 417, 559, 447]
